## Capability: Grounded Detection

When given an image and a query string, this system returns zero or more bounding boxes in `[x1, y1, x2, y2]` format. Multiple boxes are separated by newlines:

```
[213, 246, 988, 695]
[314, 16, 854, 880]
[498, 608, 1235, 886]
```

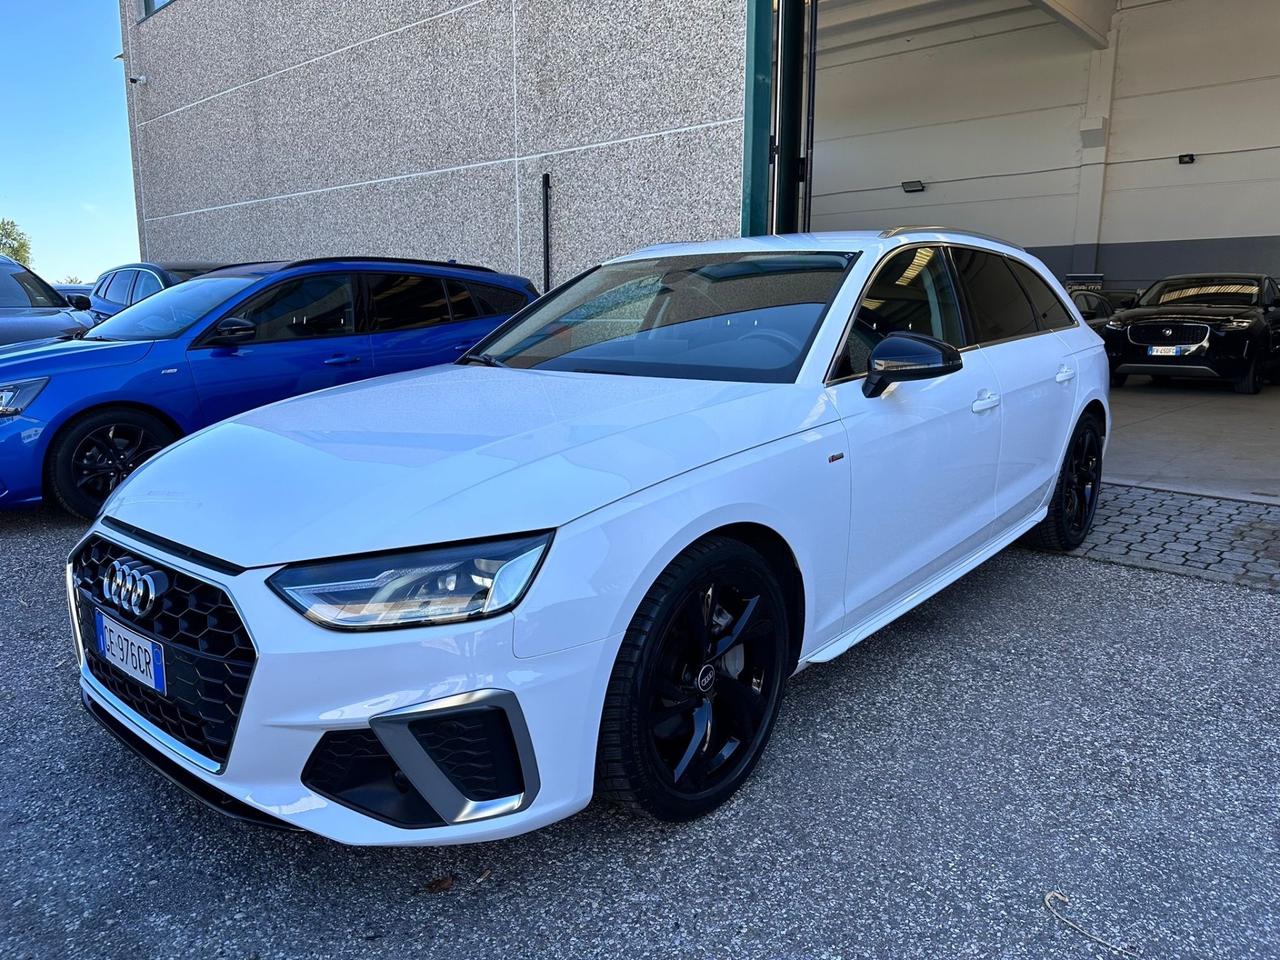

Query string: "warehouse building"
[120, 0, 1280, 290]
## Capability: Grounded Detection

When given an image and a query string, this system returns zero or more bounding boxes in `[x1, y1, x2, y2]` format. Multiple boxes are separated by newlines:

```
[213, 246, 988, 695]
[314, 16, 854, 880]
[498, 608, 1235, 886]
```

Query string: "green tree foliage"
[0, 219, 31, 264]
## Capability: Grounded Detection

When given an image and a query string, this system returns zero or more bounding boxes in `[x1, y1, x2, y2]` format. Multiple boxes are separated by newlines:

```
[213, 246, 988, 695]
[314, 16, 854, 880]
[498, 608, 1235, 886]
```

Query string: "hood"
[0, 336, 154, 378]
[1114, 305, 1259, 323]
[0, 307, 92, 346]
[105, 365, 835, 567]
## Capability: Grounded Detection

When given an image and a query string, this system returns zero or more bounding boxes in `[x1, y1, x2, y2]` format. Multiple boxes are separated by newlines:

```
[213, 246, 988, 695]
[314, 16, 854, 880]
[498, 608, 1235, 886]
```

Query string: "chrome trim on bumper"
[370, 689, 541, 826]
[80, 667, 223, 774]
[1115, 363, 1221, 378]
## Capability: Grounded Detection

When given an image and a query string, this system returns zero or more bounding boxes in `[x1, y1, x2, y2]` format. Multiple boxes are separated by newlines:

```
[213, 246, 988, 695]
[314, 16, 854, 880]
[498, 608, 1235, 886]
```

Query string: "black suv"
[1101, 273, 1280, 394]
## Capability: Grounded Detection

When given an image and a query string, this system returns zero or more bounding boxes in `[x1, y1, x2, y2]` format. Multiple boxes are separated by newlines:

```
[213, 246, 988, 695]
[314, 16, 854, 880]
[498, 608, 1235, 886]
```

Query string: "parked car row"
[59, 228, 1111, 847]
[0, 256, 537, 516]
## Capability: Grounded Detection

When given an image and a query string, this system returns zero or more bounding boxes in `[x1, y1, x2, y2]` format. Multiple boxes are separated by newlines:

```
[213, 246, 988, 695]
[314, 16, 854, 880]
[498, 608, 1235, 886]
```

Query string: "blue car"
[0, 256, 536, 517]
[87, 262, 224, 322]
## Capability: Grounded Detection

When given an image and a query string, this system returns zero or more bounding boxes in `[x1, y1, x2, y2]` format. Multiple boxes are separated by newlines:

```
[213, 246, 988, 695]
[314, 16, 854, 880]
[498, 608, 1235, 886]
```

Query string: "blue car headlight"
[0, 377, 49, 416]
[268, 532, 553, 629]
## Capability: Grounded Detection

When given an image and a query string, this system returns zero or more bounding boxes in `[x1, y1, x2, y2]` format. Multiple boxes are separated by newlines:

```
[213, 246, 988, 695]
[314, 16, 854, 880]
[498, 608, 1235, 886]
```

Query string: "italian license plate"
[95, 610, 166, 695]
[1147, 345, 1182, 356]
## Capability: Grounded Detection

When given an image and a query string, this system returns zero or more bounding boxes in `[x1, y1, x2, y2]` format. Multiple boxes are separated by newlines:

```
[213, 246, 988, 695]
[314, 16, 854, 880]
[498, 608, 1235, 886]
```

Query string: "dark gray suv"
[0, 255, 93, 346]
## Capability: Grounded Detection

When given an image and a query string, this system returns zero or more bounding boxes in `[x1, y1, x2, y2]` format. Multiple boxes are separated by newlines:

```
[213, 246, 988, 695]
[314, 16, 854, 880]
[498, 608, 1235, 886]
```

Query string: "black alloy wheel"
[597, 537, 791, 821]
[1029, 413, 1104, 552]
[1234, 358, 1263, 395]
[48, 408, 177, 519]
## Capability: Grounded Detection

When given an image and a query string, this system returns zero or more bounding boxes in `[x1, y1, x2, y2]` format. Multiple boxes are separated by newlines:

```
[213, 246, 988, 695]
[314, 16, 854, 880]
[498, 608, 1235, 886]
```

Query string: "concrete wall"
[119, 0, 747, 286]
[811, 0, 1280, 288]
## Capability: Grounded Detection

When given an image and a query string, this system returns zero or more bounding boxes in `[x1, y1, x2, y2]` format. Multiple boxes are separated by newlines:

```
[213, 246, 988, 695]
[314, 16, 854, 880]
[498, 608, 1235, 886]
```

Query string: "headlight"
[1104, 318, 1124, 330]
[0, 377, 49, 416]
[1223, 318, 1253, 330]
[268, 532, 552, 629]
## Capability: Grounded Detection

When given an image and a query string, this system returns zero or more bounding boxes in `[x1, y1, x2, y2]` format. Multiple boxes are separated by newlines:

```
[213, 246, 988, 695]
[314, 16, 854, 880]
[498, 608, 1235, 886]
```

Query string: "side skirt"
[801, 507, 1048, 665]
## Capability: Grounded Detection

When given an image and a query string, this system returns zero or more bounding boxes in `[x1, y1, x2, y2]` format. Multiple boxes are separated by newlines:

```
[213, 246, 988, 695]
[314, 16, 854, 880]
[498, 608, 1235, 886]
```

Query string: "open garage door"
[751, 0, 1280, 292]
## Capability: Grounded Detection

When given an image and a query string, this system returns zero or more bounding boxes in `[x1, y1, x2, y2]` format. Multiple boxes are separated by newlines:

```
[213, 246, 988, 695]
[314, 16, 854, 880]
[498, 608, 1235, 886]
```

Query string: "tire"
[596, 536, 791, 822]
[1109, 372, 1128, 388]
[1233, 359, 1262, 395]
[46, 408, 178, 519]
[1029, 413, 1104, 552]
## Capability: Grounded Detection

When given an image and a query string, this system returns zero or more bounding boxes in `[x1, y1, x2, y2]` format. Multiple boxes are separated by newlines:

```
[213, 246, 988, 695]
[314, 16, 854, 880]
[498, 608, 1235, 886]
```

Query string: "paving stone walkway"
[1070, 483, 1280, 591]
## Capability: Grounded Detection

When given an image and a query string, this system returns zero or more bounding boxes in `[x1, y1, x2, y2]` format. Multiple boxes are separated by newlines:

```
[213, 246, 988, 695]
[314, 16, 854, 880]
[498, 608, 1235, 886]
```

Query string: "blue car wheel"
[47, 408, 178, 519]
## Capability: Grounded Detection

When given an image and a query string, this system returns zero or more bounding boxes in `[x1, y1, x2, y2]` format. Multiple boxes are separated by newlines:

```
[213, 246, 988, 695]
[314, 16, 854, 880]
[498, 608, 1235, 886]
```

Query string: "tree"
[60, 275, 83, 284]
[0, 219, 31, 264]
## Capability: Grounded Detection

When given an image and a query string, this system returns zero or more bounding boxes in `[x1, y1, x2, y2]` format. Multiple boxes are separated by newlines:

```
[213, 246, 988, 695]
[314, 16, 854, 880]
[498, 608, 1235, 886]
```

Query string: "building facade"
[121, 0, 1280, 290]
[119, 0, 749, 286]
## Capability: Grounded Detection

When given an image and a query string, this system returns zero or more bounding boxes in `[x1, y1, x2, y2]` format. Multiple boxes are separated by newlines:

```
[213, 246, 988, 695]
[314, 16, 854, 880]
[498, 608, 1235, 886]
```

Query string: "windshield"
[85, 276, 256, 341]
[471, 252, 855, 383]
[1139, 278, 1260, 307]
[0, 264, 66, 308]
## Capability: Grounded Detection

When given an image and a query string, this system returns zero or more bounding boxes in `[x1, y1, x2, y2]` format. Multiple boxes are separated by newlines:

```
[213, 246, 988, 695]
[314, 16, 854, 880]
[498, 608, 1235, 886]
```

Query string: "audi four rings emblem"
[101, 559, 170, 617]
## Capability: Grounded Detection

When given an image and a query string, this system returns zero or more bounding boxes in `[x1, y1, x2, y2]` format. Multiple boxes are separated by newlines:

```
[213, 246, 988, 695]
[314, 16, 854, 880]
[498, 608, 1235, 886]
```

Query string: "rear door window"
[445, 279, 479, 321]
[951, 249, 1037, 344]
[1008, 260, 1075, 331]
[367, 273, 450, 331]
[131, 271, 164, 303]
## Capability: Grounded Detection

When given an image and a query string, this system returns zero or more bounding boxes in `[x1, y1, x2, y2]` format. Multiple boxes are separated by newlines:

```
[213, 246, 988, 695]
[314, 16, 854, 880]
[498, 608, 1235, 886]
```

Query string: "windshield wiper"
[459, 353, 509, 368]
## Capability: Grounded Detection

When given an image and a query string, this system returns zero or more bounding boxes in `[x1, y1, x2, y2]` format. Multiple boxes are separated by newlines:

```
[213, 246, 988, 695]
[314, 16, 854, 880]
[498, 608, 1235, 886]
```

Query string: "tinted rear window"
[952, 249, 1036, 343]
[1008, 260, 1074, 331]
[367, 273, 450, 331]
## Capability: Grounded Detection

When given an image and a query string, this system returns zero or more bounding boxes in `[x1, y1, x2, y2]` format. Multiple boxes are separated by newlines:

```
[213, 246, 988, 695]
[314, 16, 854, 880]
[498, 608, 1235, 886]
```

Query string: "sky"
[0, 0, 139, 283]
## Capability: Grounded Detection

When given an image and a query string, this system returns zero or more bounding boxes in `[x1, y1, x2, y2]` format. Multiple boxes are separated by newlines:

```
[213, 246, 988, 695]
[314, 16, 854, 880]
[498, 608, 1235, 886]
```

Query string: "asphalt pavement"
[2, 506, 1277, 959]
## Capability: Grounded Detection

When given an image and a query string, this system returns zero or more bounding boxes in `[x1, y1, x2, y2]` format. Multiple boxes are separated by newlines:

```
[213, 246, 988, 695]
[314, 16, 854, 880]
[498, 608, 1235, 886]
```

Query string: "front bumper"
[0, 413, 49, 507]
[1104, 323, 1255, 381]
[70, 525, 613, 846]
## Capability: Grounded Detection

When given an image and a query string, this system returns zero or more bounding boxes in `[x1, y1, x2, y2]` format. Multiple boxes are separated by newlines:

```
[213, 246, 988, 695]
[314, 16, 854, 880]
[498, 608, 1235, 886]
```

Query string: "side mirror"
[68, 294, 91, 311]
[863, 332, 962, 398]
[206, 316, 256, 345]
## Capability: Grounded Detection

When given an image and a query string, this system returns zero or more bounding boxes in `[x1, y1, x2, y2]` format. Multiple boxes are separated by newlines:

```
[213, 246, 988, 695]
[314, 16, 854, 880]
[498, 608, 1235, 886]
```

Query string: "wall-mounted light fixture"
[901, 180, 926, 194]
[1178, 153, 1196, 165]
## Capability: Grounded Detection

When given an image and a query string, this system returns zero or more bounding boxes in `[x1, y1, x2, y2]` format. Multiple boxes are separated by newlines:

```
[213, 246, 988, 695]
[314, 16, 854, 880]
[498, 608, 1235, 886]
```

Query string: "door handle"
[1055, 365, 1076, 383]
[971, 391, 1001, 413]
[323, 354, 361, 366]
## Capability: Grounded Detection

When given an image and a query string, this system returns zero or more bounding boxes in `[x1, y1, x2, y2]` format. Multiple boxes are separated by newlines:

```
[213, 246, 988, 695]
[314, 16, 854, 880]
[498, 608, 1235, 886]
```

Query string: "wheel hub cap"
[695, 664, 716, 693]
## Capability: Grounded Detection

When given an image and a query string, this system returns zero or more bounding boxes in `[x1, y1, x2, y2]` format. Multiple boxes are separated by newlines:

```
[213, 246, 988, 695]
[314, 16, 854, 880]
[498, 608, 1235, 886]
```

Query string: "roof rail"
[285, 255, 498, 274]
[877, 226, 1024, 250]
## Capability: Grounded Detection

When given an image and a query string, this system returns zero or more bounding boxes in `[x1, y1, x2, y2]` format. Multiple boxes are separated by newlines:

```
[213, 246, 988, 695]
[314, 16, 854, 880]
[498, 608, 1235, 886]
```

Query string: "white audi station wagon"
[69, 229, 1108, 845]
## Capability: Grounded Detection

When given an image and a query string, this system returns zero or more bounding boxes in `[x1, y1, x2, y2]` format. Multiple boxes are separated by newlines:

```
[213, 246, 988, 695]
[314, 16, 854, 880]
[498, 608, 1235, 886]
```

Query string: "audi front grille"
[72, 535, 256, 768]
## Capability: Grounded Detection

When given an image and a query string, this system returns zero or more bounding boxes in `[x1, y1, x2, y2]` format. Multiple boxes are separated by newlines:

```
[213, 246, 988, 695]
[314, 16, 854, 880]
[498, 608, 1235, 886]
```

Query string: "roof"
[199, 257, 528, 284]
[200, 261, 289, 279]
[614, 228, 1026, 264]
